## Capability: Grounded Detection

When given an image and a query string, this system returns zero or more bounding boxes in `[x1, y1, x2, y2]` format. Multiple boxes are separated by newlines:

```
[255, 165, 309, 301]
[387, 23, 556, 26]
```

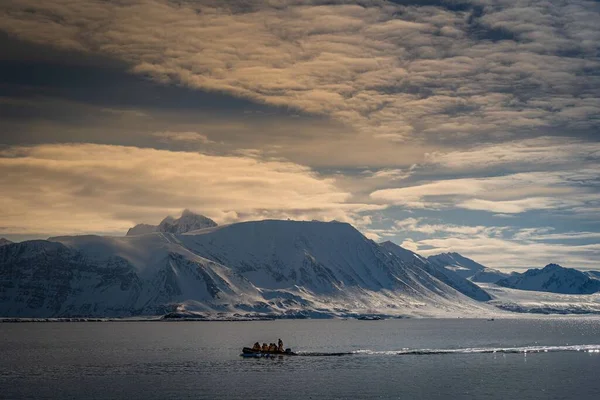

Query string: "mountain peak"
[180, 209, 197, 218]
[126, 210, 217, 236]
[497, 263, 600, 294]
[380, 241, 417, 258]
[542, 263, 563, 270]
[0, 238, 13, 246]
[126, 223, 156, 236]
[378, 240, 491, 301]
[158, 210, 217, 234]
[427, 252, 486, 279]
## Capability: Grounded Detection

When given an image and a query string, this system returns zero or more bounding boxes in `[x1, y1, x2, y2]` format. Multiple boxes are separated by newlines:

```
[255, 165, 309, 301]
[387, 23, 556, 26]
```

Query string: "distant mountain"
[381, 242, 491, 301]
[0, 219, 494, 318]
[496, 264, 600, 294]
[470, 268, 510, 283]
[0, 238, 12, 246]
[157, 210, 217, 234]
[126, 210, 217, 236]
[427, 252, 486, 279]
[586, 271, 600, 280]
[427, 252, 511, 284]
[126, 224, 156, 236]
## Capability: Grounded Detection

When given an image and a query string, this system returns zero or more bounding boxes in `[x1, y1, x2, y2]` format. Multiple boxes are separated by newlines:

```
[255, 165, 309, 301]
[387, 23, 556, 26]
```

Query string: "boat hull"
[241, 347, 296, 356]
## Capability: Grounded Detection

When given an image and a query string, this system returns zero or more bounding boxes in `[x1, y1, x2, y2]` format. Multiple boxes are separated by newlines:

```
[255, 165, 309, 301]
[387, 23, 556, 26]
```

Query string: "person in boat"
[261, 343, 268, 352]
[278, 339, 284, 352]
[252, 342, 261, 351]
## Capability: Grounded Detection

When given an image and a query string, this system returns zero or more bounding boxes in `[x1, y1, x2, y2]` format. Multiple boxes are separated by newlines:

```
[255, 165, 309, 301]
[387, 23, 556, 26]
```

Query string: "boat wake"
[296, 351, 355, 357]
[274, 345, 600, 358]
[352, 344, 600, 356]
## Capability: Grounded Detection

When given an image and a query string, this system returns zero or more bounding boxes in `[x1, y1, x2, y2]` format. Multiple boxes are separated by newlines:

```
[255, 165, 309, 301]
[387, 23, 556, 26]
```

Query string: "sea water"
[1, 318, 600, 399]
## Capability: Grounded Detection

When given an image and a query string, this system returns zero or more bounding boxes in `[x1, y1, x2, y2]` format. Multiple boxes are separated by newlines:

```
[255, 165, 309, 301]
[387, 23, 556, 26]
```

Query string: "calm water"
[1, 318, 600, 399]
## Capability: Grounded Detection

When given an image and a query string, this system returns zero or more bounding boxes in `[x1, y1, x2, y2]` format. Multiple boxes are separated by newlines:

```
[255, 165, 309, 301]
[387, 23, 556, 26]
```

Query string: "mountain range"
[427, 252, 509, 283]
[496, 263, 600, 294]
[0, 211, 495, 319]
[381, 242, 491, 301]
[1, 211, 598, 318]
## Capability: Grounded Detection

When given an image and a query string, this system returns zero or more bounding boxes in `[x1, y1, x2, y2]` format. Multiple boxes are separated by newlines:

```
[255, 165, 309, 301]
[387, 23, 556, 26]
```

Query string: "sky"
[0, 0, 599, 271]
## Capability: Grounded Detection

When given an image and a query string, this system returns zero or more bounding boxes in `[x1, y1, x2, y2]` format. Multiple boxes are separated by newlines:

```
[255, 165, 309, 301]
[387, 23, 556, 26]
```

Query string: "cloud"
[457, 197, 573, 214]
[414, 234, 600, 270]
[0, 92, 439, 168]
[425, 136, 600, 171]
[394, 218, 508, 236]
[364, 217, 509, 243]
[0, 0, 599, 269]
[368, 134, 600, 214]
[0, 143, 380, 235]
[387, 219, 600, 270]
[514, 229, 600, 242]
[366, 168, 412, 181]
[400, 238, 418, 252]
[153, 131, 214, 144]
[0, 0, 599, 144]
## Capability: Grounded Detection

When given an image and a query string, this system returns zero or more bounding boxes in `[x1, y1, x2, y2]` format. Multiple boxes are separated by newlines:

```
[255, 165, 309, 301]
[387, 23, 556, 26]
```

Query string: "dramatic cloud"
[388, 218, 600, 270]
[370, 171, 595, 213]
[415, 234, 600, 270]
[153, 131, 215, 144]
[370, 135, 600, 215]
[1, 1, 599, 269]
[1, 0, 599, 143]
[425, 136, 600, 171]
[0, 143, 379, 236]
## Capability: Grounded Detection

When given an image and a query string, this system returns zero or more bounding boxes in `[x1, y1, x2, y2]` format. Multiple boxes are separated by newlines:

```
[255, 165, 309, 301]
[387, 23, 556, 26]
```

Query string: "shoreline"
[3, 313, 600, 323]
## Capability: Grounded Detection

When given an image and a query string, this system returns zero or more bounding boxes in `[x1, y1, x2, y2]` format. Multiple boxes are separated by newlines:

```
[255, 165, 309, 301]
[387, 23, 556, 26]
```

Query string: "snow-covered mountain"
[126, 224, 156, 236]
[380, 241, 491, 301]
[0, 235, 261, 318]
[470, 268, 510, 283]
[158, 209, 217, 234]
[496, 264, 600, 294]
[0, 219, 496, 318]
[428, 252, 486, 279]
[126, 210, 217, 236]
[586, 271, 600, 280]
[426, 252, 509, 283]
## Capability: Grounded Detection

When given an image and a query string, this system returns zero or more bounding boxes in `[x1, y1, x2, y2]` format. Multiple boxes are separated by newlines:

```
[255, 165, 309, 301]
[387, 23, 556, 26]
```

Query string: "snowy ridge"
[586, 271, 600, 280]
[380, 241, 491, 301]
[428, 252, 487, 279]
[496, 263, 600, 294]
[470, 268, 510, 283]
[1, 219, 499, 318]
[126, 224, 156, 236]
[157, 209, 217, 234]
[126, 210, 217, 236]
